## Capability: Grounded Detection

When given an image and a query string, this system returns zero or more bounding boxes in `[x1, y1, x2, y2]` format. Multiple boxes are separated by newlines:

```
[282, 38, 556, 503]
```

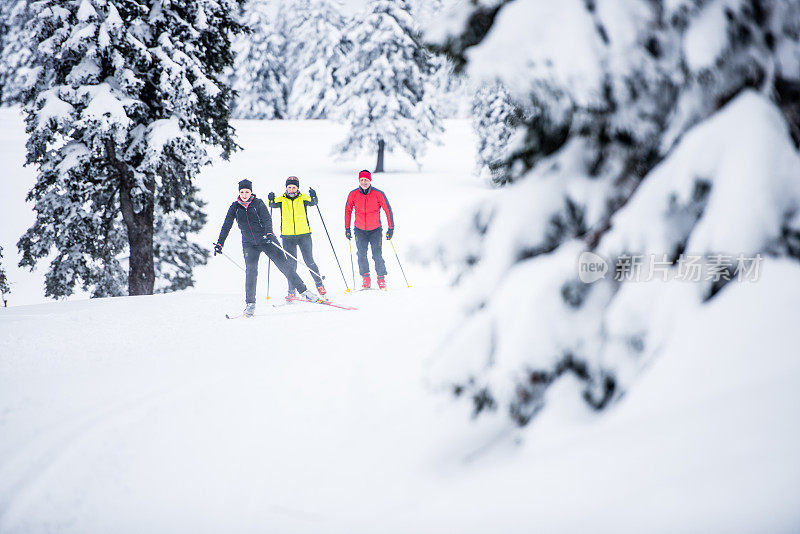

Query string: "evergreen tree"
[231, 0, 288, 119]
[334, 0, 444, 172]
[0, 0, 33, 104]
[471, 82, 529, 184]
[425, 0, 800, 424]
[282, 0, 312, 92]
[153, 193, 208, 293]
[0, 245, 10, 305]
[287, 0, 348, 119]
[18, 0, 242, 298]
[428, 53, 465, 119]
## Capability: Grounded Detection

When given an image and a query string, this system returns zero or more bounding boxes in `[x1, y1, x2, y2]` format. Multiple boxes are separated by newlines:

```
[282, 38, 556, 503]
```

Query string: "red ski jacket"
[344, 187, 394, 231]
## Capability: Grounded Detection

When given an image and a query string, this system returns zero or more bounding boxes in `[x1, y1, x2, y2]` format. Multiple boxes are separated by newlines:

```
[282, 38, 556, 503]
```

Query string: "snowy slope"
[2, 116, 799, 532]
[1, 263, 799, 532]
[0, 289, 469, 533]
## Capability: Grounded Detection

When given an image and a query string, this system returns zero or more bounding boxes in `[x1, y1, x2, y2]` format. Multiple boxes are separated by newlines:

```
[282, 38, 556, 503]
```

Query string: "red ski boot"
[316, 284, 327, 298]
[377, 276, 387, 290]
[362, 275, 371, 289]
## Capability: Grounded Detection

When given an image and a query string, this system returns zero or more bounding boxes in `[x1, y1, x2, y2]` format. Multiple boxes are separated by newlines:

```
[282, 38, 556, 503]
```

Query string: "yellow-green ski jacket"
[269, 193, 317, 236]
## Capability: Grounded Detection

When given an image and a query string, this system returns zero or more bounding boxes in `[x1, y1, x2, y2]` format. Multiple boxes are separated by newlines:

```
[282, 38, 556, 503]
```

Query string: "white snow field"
[1, 109, 800, 532]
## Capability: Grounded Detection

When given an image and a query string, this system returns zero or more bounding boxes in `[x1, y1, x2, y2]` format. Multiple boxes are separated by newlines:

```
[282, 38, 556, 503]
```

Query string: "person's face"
[286, 184, 299, 196]
[359, 177, 371, 189]
[239, 188, 252, 201]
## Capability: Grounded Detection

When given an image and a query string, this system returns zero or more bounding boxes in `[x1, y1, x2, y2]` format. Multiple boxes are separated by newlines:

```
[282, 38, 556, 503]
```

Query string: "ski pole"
[315, 201, 350, 292]
[219, 249, 245, 272]
[267, 239, 326, 281]
[266, 206, 273, 300]
[389, 239, 412, 288]
[348, 238, 356, 290]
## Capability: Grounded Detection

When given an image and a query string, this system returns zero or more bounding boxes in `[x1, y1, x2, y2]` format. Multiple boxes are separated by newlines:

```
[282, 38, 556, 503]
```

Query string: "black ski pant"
[282, 234, 323, 292]
[243, 241, 307, 303]
[354, 227, 387, 277]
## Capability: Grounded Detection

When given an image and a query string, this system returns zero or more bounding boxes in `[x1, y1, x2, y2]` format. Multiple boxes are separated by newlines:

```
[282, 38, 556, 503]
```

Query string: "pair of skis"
[225, 295, 357, 319]
[286, 295, 357, 310]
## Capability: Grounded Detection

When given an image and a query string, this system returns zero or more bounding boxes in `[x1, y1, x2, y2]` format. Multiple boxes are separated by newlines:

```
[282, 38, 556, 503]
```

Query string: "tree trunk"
[776, 76, 800, 147]
[108, 139, 156, 295]
[375, 139, 385, 173]
[119, 178, 156, 295]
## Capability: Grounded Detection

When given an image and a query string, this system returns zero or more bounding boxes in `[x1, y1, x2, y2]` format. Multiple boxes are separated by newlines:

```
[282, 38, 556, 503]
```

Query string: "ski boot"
[362, 275, 371, 289]
[316, 284, 327, 298]
[301, 289, 323, 302]
[244, 303, 255, 317]
[377, 276, 387, 290]
[286, 289, 297, 303]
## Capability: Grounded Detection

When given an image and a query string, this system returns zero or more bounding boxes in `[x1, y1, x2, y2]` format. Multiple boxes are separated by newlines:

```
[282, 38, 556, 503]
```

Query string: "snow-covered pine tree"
[428, 53, 467, 120]
[471, 82, 529, 184]
[334, 0, 444, 172]
[0, 0, 33, 104]
[152, 190, 208, 293]
[423, 0, 800, 424]
[18, 0, 242, 298]
[0, 0, 13, 100]
[231, 0, 288, 119]
[286, 0, 348, 119]
[0, 245, 10, 305]
[282, 0, 311, 93]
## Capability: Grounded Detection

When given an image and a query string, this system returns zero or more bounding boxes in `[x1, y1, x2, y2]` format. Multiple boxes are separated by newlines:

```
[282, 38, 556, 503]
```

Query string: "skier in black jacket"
[214, 179, 320, 317]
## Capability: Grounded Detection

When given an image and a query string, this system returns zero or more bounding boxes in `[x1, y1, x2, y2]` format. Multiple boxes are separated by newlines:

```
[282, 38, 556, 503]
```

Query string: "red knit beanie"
[358, 170, 371, 181]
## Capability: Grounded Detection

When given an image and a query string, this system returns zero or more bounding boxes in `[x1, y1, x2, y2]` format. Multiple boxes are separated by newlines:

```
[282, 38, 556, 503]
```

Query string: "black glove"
[263, 233, 278, 246]
[345, 228, 352, 240]
[386, 228, 393, 240]
[268, 192, 275, 202]
[309, 188, 317, 199]
[213, 242, 223, 255]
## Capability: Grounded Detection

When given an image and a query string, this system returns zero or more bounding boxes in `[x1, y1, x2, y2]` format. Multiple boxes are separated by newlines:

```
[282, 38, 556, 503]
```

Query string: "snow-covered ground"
[1, 110, 799, 532]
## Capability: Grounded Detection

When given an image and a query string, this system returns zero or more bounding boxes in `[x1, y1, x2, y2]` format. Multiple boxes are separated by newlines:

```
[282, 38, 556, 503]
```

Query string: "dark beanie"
[238, 179, 253, 191]
[286, 176, 300, 187]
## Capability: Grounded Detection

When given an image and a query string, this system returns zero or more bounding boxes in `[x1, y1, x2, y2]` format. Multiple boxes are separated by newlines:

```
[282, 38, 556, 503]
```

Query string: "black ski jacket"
[217, 195, 275, 247]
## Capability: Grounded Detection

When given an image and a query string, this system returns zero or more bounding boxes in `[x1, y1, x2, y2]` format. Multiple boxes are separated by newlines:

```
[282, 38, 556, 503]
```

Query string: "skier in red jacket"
[344, 170, 394, 289]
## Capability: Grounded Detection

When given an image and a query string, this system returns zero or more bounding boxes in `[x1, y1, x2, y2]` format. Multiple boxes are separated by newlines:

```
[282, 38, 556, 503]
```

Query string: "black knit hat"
[238, 179, 253, 191]
[285, 176, 300, 187]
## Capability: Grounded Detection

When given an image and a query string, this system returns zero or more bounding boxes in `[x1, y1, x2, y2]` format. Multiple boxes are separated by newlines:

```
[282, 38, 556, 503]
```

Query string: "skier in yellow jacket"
[268, 176, 326, 299]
